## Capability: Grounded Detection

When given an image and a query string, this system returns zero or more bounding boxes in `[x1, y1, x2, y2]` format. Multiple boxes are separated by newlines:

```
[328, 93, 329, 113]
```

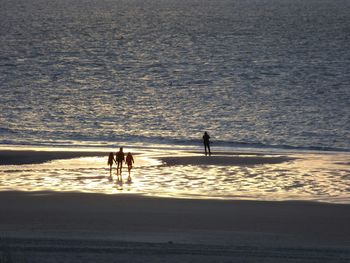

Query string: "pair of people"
[108, 147, 134, 180]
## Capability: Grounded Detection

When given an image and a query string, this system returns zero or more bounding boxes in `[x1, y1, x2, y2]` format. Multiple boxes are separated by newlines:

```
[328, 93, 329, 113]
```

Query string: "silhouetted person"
[126, 152, 134, 181]
[107, 152, 115, 176]
[203, 132, 211, 156]
[115, 147, 125, 180]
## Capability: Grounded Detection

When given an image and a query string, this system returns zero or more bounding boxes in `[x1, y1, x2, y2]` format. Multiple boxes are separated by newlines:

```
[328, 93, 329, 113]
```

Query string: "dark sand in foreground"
[0, 191, 349, 262]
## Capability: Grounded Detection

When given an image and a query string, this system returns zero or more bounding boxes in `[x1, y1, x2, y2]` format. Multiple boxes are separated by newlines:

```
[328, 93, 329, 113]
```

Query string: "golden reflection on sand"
[0, 149, 349, 203]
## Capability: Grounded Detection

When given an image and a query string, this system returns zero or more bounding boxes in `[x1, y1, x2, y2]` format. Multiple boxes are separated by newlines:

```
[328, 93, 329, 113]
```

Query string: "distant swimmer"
[203, 131, 211, 156]
[107, 152, 115, 176]
[126, 152, 135, 181]
[115, 147, 125, 180]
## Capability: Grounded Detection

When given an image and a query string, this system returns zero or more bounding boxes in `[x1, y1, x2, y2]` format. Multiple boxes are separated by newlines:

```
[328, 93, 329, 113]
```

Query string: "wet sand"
[0, 191, 350, 262]
[161, 155, 294, 166]
[0, 150, 107, 165]
[0, 149, 292, 166]
[0, 149, 349, 262]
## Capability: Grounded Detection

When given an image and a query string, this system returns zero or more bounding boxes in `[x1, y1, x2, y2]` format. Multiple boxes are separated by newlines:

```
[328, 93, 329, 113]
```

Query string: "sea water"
[0, 0, 349, 151]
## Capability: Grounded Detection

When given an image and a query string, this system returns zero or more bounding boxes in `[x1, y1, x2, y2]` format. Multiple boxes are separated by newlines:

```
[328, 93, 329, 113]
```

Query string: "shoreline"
[0, 148, 308, 166]
[0, 149, 296, 166]
[0, 146, 349, 165]
[0, 148, 349, 204]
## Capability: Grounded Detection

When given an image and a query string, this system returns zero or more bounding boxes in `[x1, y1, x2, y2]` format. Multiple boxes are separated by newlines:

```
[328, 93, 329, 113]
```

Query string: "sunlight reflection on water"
[0, 150, 349, 204]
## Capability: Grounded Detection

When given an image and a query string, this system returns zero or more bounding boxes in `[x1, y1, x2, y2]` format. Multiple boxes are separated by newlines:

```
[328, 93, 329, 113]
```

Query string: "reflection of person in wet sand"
[115, 147, 125, 180]
[203, 131, 211, 156]
[107, 152, 115, 176]
[126, 152, 134, 181]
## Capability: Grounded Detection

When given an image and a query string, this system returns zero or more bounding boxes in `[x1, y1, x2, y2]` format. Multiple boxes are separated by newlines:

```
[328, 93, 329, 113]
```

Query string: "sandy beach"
[0, 191, 350, 262]
[0, 149, 349, 262]
[0, 150, 107, 165]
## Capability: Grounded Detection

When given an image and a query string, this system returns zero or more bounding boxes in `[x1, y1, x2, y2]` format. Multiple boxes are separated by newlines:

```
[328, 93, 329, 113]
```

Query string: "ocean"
[1, 0, 349, 151]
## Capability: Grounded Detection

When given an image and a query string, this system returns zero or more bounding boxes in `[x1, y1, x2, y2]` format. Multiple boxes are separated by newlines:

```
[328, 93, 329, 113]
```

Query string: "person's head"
[127, 152, 131, 156]
[109, 152, 113, 156]
[119, 147, 123, 152]
[204, 131, 208, 135]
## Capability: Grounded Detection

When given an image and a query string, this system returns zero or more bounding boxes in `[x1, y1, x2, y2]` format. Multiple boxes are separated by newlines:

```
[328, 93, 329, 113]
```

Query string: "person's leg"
[204, 143, 207, 155]
[127, 164, 131, 181]
[208, 143, 211, 156]
[116, 162, 120, 180]
[120, 162, 123, 180]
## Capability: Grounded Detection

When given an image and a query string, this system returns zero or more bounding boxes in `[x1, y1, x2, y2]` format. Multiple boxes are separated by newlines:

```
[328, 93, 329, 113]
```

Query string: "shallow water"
[1, 149, 349, 204]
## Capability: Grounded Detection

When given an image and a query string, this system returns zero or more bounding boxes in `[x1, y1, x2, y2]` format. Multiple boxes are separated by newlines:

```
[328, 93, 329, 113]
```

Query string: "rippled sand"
[0, 148, 349, 204]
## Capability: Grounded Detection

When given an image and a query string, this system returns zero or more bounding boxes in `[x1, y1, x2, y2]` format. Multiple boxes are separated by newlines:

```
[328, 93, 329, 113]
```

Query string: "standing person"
[115, 147, 125, 180]
[126, 152, 134, 181]
[203, 131, 211, 156]
[107, 152, 115, 176]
